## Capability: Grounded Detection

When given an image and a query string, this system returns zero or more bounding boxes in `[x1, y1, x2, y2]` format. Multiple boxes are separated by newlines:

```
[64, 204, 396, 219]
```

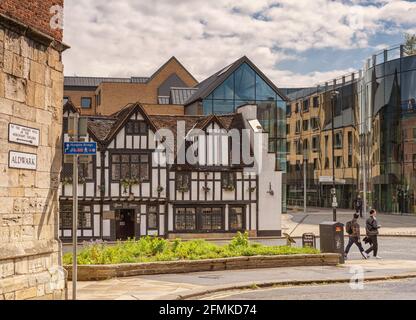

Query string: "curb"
[162, 273, 416, 300]
[64, 254, 339, 281]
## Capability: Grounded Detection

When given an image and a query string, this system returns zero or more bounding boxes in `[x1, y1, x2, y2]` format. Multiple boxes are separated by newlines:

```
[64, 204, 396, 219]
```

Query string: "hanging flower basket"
[223, 185, 235, 192]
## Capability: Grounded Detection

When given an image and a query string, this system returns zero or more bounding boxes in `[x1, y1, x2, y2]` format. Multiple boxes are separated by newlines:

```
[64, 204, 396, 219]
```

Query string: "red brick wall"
[0, 0, 63, 41]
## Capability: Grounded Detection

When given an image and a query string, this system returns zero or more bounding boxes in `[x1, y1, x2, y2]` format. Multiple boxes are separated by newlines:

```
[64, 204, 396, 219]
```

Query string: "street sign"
[302, 233, 316, 248]
[64, 142, 97, 155]
[8, 123, 40, 147]
[9, 151, 37, 170]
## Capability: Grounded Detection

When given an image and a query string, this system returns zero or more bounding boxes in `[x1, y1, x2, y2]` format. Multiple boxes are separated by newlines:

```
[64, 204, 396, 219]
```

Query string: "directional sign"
[9, 123, 40, 147]
[64, 142, 97, 155]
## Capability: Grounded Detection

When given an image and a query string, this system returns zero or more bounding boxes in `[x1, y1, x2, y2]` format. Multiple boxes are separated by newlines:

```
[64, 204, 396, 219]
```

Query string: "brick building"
[64, 57, 198, 116]
[0, 1, 68, 299]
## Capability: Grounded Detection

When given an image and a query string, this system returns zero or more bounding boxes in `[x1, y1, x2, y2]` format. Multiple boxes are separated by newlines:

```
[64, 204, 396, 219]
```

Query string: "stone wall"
[0, 14, 66, 300]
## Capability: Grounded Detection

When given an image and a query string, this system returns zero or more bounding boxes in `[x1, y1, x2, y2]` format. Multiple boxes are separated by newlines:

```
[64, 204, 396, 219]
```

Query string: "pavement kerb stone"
[64, 253, 340, 281]
[163, 272, 416, 300]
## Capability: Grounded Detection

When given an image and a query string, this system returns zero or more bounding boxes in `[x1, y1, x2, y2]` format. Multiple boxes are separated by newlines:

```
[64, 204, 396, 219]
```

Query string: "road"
[202, 278, 416, 300]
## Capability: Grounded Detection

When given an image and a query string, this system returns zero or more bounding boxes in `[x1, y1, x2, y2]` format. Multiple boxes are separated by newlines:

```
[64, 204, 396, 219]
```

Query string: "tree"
[404, 33, 416, 56]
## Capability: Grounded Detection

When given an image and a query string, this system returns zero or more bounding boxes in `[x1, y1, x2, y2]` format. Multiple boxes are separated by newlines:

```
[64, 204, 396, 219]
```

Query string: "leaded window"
[147, 206, 158, 230]
[200, 207, 223, 231]
[59, 204, 92, 229]
[176, 172, 190, 191]
[175, 208, 196, 231]
[221, 172, 236, 190]
[62, 158, 94, 181]
[126, 120, 148, 135]
[229, 206, 244, 231]
[111, 153, 149, 181]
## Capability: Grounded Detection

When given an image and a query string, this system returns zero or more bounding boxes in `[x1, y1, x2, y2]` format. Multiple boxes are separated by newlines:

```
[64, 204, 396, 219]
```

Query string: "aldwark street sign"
[8, 151, 37, 170]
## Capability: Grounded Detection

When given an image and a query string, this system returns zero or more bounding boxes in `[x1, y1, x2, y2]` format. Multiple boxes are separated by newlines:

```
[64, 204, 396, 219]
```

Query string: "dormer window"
[126, 120, 148, 135]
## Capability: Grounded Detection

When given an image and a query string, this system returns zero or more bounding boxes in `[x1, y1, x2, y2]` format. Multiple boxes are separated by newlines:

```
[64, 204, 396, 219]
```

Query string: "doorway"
[116, 209, 135, 240]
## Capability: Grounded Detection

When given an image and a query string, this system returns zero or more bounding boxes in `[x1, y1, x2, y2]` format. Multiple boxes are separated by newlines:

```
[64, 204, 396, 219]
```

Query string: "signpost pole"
[71, 113, 79, 301]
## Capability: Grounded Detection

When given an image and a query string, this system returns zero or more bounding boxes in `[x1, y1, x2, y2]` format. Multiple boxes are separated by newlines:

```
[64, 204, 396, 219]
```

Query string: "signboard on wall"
[103, 211, 115, 220]
[8, 151, 37, 170]
[8, 123, 40, 147]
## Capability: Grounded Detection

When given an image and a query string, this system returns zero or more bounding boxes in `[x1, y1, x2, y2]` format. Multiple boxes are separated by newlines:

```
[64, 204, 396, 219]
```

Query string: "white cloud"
[62, 0, 416, 87]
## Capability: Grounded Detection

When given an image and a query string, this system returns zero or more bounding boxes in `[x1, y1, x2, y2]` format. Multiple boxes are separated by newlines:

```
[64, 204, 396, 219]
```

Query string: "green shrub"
[64, 233, 320, 265]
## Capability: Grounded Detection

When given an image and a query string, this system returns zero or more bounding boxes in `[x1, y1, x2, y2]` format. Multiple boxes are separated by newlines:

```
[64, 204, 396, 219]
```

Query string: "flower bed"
[63, 232, 319, 265]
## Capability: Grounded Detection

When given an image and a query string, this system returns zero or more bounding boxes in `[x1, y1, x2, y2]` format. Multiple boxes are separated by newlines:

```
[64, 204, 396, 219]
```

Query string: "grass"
[63, 232, 320, 265]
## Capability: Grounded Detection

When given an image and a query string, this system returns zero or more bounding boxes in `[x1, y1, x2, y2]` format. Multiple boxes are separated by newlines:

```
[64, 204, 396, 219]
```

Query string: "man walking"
[365, 209, 382, 259]
[344, 213, 367, 260]
[354, 195, 363, 218]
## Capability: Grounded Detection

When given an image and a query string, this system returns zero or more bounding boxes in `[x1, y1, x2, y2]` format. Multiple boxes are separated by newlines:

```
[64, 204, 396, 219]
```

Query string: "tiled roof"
[64, 76, 149, 87]
[88, 117, 117, 141]
[148, 113, 244, 155]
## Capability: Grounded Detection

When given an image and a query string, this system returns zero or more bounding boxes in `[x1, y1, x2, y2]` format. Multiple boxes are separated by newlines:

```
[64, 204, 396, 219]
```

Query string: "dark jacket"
[366, 216, 380, 236]
[355, 198, 363, 209]
[349, 218, 361, 238]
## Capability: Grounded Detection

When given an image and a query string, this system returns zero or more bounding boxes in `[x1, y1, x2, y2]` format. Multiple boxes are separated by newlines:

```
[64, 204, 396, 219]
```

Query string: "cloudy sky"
[62, 0, 416, 87]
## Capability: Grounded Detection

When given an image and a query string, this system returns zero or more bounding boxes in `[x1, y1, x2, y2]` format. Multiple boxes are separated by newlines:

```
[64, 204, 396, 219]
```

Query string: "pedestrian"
[344, 213, 367, 260]
[354, 195, 363, 218]
[364, 209, 382, 259]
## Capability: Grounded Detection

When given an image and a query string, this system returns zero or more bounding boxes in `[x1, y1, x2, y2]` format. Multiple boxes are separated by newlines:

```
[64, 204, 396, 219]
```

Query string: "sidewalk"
[283, 209, 416, 237]
[67, 259, 416, 300]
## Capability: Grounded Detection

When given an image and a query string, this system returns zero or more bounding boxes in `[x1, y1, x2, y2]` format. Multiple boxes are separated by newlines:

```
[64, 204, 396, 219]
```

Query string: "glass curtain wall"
[202, 62, 287, 170]
[361, 47, 416, 214]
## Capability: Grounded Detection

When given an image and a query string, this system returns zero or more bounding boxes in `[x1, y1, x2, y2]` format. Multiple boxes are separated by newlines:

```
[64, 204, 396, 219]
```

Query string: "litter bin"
[319, 221, 345, 263]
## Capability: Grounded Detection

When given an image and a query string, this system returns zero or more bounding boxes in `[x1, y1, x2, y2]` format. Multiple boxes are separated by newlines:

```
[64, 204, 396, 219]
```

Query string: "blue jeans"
[345, 237, 365, 255]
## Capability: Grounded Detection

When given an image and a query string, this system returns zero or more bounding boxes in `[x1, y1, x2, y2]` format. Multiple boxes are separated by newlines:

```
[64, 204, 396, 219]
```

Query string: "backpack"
[346, 221, 353, 235]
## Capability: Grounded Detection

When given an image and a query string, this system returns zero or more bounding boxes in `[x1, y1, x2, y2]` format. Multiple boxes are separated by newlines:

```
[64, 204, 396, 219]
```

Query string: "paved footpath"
[68, 259, 416, 300]
[282, 209, 416, 237]
[68, 236, 416, 300]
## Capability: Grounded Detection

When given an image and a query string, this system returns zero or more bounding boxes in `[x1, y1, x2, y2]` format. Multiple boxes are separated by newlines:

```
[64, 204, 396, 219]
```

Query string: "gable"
[158, 73, 188, 96]
[186, 57, 288, 106]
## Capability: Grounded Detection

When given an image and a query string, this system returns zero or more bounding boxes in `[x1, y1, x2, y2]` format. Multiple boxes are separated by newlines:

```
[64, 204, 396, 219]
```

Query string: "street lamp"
[331, 90, 340, 222]
[303, 148, 308, 215]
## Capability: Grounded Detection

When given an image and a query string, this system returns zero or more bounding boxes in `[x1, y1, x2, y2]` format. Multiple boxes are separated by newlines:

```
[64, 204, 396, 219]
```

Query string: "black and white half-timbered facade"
[60, 101, 283, 241]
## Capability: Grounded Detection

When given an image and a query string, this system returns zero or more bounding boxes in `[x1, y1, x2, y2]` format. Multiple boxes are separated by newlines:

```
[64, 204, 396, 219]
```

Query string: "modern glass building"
[360, 45, 416, 214]
[285, 75, 360, 209]
[185, 56, 288, 211]
[185, 56, 288, 171]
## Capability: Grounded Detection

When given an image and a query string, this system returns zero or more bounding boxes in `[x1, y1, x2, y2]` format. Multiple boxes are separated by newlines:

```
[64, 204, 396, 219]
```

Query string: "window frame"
[110, 152, 150, 182]
[176, 172, 191, 191]
[334, 132, 343, 149]
[147, 205, 159, 231]
[125, 120, 148, 136]
[221, 172, 236, 190]
[59, 204, 93, 230]
[173, 206, 226, 233]
[80, 97, 92, 109]
[228, 206, 246, 231]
